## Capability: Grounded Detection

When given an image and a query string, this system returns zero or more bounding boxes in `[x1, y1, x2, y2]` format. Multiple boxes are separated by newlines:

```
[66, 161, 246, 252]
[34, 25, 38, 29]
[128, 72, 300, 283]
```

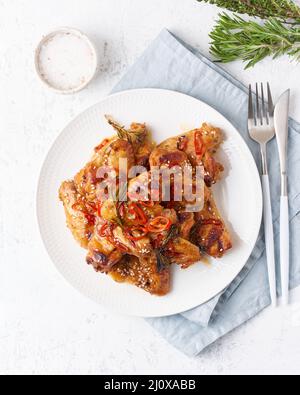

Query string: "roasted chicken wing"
[191, 187, 232, 258]
[150, 124, 224, 186]
[110, 254, 171, 296]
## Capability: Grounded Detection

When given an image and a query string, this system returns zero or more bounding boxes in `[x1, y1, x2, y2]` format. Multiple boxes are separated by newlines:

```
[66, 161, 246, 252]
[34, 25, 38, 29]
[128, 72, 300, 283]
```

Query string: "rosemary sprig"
[106, 188, 124, 227]
[105, 115, 146, 144]
[161, 225, 179, 248]
[154, 225, 179, 272]
[210, 13, 300, 68]
[198, 0, 300, 68]
[198, 0, 300, 20]
[105, 115, 133, 143]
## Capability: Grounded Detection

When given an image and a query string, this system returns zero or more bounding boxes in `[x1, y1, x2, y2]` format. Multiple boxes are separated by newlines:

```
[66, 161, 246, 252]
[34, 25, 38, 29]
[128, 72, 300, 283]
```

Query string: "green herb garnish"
[210, 13, 300, 69]
[197, 0, 300, 68]
[105, 115, 146, 145]
[198, 0, 300, 21]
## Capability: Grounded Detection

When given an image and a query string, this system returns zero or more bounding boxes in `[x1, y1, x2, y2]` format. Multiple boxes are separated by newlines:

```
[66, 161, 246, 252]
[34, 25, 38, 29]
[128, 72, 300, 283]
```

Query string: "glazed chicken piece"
[151, 124, 224, 186]
[86, 231, 123, 273]
[86, 220, 153, 271]
[191, 187, 232, 258]
[86, 216, 171, 296]
[110, 254, 171, 296]
[59, 181, 94, 248]
[145, 212, 202, 270]
[164, 237, 202, 269]
[74, 138, 136, 202]
[154, 123, 223, 158]
[86, 226, 171, 296]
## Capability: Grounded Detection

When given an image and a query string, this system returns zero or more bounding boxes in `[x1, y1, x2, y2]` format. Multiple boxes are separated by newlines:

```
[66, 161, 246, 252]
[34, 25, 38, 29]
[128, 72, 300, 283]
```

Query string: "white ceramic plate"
[37, 89, 262, 317]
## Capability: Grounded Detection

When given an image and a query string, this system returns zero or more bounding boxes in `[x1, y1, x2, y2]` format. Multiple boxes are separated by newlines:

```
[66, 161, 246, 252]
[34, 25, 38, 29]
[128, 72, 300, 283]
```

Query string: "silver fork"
[248, 83, 277, 307]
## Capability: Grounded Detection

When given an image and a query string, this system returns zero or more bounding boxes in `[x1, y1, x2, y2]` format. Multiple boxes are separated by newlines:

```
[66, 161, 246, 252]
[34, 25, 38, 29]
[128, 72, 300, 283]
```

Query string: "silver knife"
[274, 90, 290, 305]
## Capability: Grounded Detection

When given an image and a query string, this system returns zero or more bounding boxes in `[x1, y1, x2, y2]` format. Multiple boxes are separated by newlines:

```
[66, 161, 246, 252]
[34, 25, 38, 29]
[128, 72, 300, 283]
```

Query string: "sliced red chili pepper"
[85, 213, 96, 226]
[128, 203, 148, 225]
[194, 131, 205, 157]
[85, 201, 97, 213]
[72, 202, 84, 212]
[118, 202, 126, 219]
[98, 223, 109, 237]
[97, 202, 102, 217]
[125, 227, 149, 241]
[98, 221, 129, 252]
[99, 224, 128, 252]
[98, 222, 116, 238]
[147, 217, 172, 233]
[73, 201, 97, 225]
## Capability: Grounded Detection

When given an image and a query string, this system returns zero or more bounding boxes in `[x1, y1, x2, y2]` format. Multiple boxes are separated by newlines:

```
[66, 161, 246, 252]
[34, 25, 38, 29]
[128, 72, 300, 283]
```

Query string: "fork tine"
[256, 83, 262, 125]
[248, 84, 254, 122]
[261, 83, 267, 122]
[267, 82, 274, 117]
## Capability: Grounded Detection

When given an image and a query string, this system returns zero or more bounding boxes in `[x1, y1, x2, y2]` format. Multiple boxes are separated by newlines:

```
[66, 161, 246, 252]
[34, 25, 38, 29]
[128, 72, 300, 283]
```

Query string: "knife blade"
[274, 90, 290, 196]
[274, 89, 290, 305]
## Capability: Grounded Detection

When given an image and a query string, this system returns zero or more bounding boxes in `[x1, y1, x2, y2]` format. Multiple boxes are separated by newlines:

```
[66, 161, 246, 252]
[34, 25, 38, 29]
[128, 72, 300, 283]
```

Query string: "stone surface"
[1, 0, 300, 375]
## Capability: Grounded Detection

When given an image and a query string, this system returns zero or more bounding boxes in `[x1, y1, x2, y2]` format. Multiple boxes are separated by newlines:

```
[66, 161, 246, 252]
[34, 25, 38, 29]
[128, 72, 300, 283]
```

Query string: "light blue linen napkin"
[112, 29, 300, 357]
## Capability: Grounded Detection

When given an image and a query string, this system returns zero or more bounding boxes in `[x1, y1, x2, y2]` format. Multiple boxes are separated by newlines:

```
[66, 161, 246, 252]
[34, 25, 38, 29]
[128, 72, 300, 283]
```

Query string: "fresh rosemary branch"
[210, 13, 300, 68]
[105, 115, 133, 143]
[198, 0, 300, 20]
[105, 115, 146, 144]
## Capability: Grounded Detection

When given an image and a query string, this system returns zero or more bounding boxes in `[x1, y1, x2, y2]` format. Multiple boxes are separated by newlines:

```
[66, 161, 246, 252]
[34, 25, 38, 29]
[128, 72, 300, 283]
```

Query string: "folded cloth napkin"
[112, 29, 300, 357]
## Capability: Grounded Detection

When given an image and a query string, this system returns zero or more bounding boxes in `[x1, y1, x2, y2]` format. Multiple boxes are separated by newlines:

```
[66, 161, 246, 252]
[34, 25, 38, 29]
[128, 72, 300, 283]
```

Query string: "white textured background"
[1, 0, 300, 375]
